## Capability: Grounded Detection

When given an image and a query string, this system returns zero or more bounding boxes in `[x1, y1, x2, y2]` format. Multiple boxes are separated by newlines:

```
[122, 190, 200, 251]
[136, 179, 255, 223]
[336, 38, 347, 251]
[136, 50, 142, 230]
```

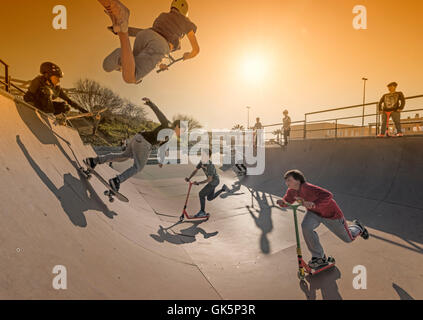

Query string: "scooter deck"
[180, 211, 210, 222]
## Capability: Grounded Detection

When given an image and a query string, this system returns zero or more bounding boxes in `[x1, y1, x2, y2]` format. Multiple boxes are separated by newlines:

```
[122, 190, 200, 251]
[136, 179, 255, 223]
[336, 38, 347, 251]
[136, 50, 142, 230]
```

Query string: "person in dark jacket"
[377, 82, 406, 137]
[24, 62, 88, 115]
[86, 97, 182, 192]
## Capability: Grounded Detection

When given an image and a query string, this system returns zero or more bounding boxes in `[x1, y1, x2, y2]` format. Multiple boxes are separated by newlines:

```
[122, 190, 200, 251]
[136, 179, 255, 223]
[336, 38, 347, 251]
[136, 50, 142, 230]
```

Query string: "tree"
[172, 114, 203, 131]
[272, 129, 282, 143]
[232, 124, 245, 131]
[70, 78, 124, 113]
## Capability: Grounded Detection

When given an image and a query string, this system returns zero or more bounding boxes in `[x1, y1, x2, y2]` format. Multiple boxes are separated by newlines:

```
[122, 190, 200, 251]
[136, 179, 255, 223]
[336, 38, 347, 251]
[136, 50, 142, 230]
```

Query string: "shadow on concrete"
[299, 267, 342, 300]
[245, 189, 284, 254]
[220, 180, 245, 198]
[150, 221, 218, 245]
[392, 283, 414, 300]
[239, 145, 423, 249]
[17, 135, 117, 227]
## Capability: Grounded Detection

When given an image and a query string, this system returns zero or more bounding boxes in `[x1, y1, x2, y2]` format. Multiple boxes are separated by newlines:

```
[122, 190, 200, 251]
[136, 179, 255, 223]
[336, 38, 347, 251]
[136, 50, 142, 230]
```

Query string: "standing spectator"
[282, 109, 291, 146]
[377, 82, 405, 137]
[252, 117, 263, 148]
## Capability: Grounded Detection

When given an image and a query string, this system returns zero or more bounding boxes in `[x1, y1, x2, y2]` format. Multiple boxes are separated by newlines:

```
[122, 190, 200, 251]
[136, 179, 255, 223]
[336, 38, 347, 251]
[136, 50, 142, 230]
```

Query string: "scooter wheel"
[109, 197, 114, 203]
[297, 270, 305, 280]
[179, 216, 184, 222]
[104, 190, 109, 196]
[327, 256, 335, 263]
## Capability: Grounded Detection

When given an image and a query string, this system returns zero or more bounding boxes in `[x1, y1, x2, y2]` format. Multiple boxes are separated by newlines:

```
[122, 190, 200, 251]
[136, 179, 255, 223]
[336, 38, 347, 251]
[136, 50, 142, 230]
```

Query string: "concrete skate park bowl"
[0, 89, 422, 300]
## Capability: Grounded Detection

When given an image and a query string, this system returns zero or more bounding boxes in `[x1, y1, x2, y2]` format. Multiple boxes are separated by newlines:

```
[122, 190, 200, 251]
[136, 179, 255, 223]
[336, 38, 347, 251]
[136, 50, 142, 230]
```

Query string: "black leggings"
[199, 183, 224, 211]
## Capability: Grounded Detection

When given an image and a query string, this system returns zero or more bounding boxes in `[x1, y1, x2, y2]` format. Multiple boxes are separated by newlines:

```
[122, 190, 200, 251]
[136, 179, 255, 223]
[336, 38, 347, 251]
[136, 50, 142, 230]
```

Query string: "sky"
[1, 0, 422, 130]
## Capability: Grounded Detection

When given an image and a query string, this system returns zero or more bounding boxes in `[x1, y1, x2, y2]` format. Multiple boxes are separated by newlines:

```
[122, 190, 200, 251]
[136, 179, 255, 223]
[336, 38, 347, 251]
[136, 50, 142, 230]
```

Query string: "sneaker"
[353, 219, 369, 240]
[395, 132, 404, 137]
[109, 0, 129, 33]
[86, 157, 98, 170]
[109, 176, 121, 192]
[194, 210, 208, 218]
[308, 255, 328, 269]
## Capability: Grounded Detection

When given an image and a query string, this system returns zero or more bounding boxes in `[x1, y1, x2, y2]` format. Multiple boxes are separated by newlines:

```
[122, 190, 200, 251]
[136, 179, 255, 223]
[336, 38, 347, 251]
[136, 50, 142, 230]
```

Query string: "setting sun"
[241, 53, 269, 83]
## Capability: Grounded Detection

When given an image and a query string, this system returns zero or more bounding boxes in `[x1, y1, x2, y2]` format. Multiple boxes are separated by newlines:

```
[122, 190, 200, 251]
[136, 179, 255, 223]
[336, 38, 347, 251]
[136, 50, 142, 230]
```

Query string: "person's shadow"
[220, 180, 244, 199]
[246, 190, 274, 254]
[392, 283, 414, 300]
[299, 267, 343, 300]
[17, 135, 117, 227]
[150, 221, 218, 244]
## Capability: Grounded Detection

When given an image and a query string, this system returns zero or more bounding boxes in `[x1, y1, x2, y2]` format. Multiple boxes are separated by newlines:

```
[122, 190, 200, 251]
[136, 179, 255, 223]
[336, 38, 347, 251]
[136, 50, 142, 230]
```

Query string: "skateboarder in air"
[185, 149, 228, 218]
[86, 97, 182, 192]
[98, 0, 200, 84]
[277, 170, 369, 270]
[377, 82, 406, 137]
[24, 62, 88, 115]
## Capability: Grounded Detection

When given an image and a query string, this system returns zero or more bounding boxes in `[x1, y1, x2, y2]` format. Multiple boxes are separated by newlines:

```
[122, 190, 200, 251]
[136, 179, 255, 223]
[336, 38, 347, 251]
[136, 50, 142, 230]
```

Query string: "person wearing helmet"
[24, 62, 88, 115]
[99, 0, 199, 84]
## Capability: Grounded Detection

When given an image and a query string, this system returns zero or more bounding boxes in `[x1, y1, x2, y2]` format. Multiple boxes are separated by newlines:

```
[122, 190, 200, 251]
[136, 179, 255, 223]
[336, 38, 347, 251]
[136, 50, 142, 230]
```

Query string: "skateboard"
[80, 159, 129, 203]
[55, 107, 108, 126]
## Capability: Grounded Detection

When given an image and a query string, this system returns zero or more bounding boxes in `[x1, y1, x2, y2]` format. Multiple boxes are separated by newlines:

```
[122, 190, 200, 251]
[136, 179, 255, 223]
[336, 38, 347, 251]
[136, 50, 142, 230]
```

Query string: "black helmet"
[40, 62, 64, 78]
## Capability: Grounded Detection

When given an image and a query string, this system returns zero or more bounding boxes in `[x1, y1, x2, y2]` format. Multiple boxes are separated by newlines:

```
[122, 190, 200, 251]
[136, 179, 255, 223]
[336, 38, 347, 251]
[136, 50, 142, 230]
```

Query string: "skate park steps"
[0, 88, 422, 300]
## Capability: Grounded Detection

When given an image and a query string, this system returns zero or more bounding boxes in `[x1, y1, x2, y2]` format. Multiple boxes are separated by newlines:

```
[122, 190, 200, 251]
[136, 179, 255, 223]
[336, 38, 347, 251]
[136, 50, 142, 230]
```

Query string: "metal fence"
[0, 59, 10, 92]
[264, 95, 423, 143]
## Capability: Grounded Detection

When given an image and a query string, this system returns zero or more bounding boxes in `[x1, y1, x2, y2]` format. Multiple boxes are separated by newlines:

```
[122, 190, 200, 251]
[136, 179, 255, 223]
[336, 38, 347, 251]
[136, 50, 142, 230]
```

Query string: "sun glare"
[241, 54, 269, 83]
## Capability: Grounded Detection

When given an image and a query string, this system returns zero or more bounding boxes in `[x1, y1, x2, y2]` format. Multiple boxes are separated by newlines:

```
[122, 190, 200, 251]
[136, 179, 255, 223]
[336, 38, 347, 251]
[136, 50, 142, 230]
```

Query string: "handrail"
[0, 59, 10, 92]
[305, 95, 423, 116]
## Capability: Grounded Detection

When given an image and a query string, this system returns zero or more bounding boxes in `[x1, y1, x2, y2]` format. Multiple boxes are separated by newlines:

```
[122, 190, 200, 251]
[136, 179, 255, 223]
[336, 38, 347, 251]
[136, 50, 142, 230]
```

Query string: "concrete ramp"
[1, 89, 422, 300]
[0, 91, 219, 299]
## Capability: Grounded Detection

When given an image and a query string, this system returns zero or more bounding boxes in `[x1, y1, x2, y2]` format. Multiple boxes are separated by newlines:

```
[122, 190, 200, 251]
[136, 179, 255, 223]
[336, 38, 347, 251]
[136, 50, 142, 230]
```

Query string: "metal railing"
[264, 95, 423, 143]
[0, 59, 10, 92]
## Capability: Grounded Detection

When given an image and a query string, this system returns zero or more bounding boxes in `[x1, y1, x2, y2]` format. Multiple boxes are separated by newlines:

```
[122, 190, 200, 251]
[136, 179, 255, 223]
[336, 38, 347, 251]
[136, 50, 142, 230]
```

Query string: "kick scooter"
[278, 201, 335, 280]
[179, 182, 210, 222]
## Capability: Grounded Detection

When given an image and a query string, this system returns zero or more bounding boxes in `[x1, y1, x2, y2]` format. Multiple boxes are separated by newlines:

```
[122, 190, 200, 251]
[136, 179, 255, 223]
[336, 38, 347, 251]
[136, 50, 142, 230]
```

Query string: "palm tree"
[272, 129, 282, 144]
[232, 124, 245, 131]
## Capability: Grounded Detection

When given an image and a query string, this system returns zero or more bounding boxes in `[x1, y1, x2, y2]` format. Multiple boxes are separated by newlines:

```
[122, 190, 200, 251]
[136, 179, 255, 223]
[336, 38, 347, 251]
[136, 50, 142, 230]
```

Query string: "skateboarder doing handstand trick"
[24, 62, 88, 115]
[185, 149, 228, 218]
[277, 170, 369, 269]
[98, 0, 200, 84]
[86, 98, 182, 192]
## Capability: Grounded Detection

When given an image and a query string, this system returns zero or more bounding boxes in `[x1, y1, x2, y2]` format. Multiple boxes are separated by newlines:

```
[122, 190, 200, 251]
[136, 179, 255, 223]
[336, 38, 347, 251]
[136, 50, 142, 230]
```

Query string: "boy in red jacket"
[277, 170, 369, 269]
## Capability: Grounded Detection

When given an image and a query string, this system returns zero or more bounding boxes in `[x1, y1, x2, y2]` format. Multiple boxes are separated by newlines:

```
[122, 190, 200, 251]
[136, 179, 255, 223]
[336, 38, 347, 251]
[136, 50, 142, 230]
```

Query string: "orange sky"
[1, 0, 422, 130]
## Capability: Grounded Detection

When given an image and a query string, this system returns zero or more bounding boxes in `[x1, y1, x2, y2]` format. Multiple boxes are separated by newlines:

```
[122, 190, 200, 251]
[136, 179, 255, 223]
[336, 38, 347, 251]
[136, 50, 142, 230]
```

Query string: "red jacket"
[283, 182, 344, 220]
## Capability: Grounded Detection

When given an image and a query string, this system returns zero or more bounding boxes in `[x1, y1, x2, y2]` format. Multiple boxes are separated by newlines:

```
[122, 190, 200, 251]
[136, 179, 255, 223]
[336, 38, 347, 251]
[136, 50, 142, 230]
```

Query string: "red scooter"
[278, 200, 335, 280]
[179, 182, 210, 222]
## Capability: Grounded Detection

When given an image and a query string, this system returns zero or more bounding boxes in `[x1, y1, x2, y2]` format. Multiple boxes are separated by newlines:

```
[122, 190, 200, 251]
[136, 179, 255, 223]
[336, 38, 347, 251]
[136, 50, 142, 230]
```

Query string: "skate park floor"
[0, 89, 422, 300]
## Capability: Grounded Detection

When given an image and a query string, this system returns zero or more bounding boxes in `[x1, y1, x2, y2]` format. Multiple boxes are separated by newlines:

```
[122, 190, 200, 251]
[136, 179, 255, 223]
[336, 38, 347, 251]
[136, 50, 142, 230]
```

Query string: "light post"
[362, 77, 368, 127]
[246, 106, 251, 129]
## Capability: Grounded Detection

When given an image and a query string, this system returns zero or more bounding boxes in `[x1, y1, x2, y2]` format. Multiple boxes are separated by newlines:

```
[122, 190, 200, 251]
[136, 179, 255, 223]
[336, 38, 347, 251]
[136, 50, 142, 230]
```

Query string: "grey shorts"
[103, 29, 171, 82]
